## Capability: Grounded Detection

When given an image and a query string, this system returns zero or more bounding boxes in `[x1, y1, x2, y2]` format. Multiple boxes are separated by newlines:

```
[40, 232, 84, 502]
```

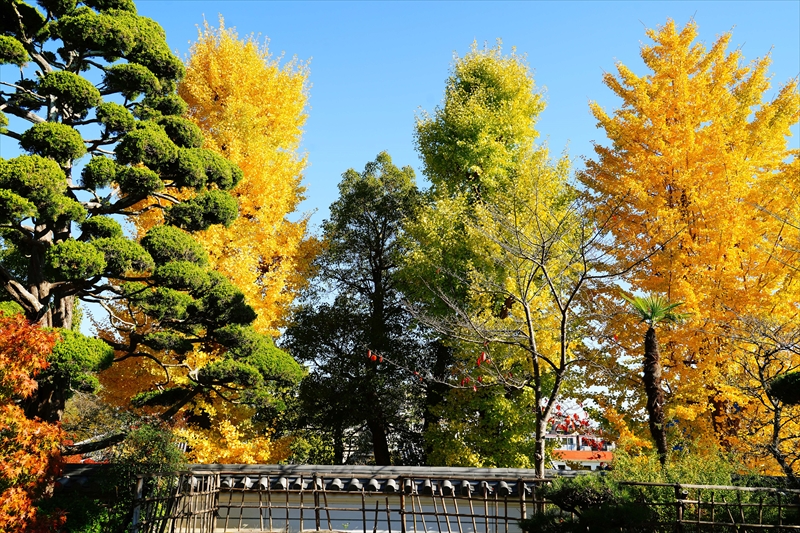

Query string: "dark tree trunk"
[63, 431, 127, 456]
[364, 254, 393, 466]
[23, 373, 69, 423]
[364, 389, 391, 465]
[333, 426, 345, 465]
[23, 240, 75, 422]
[422, 341, 452, 463]
[643, 326, 668, 465]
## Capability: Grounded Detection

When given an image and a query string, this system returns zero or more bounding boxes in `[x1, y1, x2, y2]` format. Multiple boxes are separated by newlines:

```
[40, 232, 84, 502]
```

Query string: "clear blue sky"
[133, 0, 799, 227]
[4, 1, 800, 228]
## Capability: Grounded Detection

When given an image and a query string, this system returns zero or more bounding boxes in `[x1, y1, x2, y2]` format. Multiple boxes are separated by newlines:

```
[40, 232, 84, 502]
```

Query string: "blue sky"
[133, 0, 799, 227]
[2, 1, 799, 228]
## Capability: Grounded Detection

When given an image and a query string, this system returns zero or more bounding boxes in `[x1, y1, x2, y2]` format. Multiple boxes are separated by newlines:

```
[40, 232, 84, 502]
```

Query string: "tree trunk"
[643, 326, 668, 464]
[28, 230, 74, 329]
[367, 417, 391, 465]
[63, 431, 127, 456]
[365, 395, 391, 465]
[534, 416, 547, 479]
[333, 425, 345, 464]
[422, 341, 452, 463]
[21, 240, 76, 421]
[23, 373, 69, 423]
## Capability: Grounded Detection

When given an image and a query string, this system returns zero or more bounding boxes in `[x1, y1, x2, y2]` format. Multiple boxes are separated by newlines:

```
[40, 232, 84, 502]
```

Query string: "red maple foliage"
[0, 313, 65, 532]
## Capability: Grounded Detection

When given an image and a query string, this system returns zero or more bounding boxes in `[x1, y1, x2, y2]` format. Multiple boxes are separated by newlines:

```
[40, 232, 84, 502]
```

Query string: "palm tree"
[623, 294, 689, 465]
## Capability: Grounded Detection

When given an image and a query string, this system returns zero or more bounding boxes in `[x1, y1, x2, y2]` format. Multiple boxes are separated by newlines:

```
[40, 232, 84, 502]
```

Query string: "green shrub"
[96, 102, 136, 133]
[80, 216, 123, 239]
[165, 189, 238, 230]
[39, 423, 185, 532]
[103, 63, 161, 99]
[158, 115, 203, 148]
[81, 155, 118, 189]
[520, 476, 658, 533]
[114, 122, 177, 167]
[45, 239, 106, 280]
[140, 225, 208, 266]
[609, 447, 736, 486]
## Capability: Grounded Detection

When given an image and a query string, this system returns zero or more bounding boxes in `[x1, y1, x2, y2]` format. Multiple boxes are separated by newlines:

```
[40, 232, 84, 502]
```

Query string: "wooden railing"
[618, 481, 800, 531]
[130, 471, 219, 533]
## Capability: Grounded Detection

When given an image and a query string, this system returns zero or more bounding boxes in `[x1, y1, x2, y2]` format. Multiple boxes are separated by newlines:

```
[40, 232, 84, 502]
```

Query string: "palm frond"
[622, 293, 690, 326]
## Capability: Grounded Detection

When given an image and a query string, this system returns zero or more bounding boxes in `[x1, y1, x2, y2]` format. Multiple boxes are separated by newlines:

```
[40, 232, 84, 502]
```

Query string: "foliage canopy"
[0, 0, 302, 439]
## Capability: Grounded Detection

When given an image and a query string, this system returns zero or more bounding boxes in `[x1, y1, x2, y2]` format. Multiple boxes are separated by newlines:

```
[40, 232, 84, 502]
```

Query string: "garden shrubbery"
[521, 443, 799, 532]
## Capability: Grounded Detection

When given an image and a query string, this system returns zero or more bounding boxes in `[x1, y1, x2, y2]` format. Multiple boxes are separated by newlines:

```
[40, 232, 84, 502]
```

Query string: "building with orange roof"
[551, 449, 614, 471]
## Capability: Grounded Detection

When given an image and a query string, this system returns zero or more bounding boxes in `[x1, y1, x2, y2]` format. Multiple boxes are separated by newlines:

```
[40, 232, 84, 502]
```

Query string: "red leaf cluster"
[0, 313, 65, 532]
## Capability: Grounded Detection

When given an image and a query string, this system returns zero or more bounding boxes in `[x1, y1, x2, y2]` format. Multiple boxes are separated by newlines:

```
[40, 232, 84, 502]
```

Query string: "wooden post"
[468, 486, 478, 533]
[675, 484, 684, 533]
[285, 483, 290, 532]
[323, 483, 332, 530]
[696, 489, 701, 529]
[268, 476, 274, 532]
[239, 478, 247, 531]
[300, 479, 305, 533]
[212, 474, 221, 533]
[494, 491, 499, 533]
[452, 494, 463, 533]
[416, 493, 428, 533]
[400, 477, 407, 533]
[439, 494, 453, 533]
[131, 476, 144, 533]
[314, 475, 321, 531]
[711, 492, 715, 527]
[483, 483, 489, 533]
[362, 490, 367, 533]
[431, 489, 443, 533]
[386, 497, 392, 533]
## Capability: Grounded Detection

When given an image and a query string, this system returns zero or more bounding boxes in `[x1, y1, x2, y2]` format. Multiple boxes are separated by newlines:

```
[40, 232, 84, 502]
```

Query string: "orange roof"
[553, 450, 614, 462]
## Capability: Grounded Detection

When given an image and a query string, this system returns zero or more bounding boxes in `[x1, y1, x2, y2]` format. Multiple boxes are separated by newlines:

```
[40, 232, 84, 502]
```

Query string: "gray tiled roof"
[57, 463, 586, 492]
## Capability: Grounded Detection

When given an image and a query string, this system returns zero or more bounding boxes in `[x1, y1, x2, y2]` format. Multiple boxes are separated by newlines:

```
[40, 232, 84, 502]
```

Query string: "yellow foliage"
[171, 20, 314, 461]
[176, 19, 318, 335]
[415, 40, 545, 197]
[175, 403, 292, 464]
[579, 19, 800, 469]
[102, 22, 315, 461]
[602, 405, 653, 453]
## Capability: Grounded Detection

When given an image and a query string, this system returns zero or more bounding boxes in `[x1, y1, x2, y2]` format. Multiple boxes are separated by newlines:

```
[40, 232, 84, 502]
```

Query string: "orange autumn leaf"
[0, 313, 65, 531]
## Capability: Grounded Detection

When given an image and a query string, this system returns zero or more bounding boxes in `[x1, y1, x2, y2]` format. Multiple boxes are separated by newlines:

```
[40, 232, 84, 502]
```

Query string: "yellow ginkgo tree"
[136, 19, 318, 335]
[179, 20, 318, 335]
[579, 19, 800, 464]
[98, 21, 315, 463]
